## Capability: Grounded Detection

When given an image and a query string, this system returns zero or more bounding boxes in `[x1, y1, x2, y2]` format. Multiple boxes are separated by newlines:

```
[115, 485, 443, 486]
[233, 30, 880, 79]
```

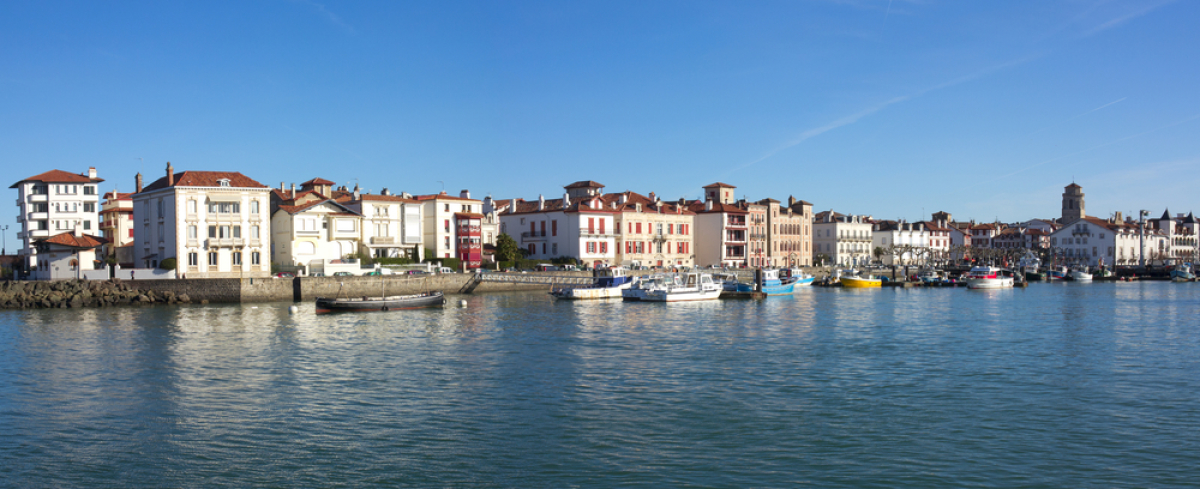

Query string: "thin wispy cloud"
[1080, 0, 1176, 37]
[290, 0, 355, 34]
[1027, 97, 1127, 136]
[1000, 112, 1200, 179]
[725, 54, 1040, 176]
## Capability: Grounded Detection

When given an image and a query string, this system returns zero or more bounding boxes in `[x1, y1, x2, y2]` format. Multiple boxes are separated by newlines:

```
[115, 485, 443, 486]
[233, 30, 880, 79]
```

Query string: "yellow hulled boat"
[840, 275, 882, 288]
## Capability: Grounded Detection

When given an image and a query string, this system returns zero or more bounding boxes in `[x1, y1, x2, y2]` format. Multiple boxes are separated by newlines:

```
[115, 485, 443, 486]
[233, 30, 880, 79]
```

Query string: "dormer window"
[218, 179, 231, 187]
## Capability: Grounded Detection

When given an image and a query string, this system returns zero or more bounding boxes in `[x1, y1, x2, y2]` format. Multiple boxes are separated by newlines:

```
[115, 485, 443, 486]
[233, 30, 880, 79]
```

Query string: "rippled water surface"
[2, 282, 1200, 488]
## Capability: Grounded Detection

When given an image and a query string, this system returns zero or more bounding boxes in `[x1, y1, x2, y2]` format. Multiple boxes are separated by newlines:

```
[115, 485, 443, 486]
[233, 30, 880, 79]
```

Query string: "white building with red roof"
[689, 183, 751, 268]
[271, 198, 363, 271]
[10, 167, 104, 273]
[30, 230, 108, 280]
[132, 162, 272, 278]
[340, 189, 425, 261]
[599, 190, 695, 268]
[499, 181, 619, 268]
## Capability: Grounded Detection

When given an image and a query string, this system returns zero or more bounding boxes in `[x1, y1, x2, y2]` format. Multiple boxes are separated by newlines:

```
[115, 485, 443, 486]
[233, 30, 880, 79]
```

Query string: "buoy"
[459, 299, 467, 307]
[288, 305, 299, 314]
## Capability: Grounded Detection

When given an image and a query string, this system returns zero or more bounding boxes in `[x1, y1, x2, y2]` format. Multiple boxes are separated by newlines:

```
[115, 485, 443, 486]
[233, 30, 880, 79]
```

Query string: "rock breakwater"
[0, 280, 191, 309]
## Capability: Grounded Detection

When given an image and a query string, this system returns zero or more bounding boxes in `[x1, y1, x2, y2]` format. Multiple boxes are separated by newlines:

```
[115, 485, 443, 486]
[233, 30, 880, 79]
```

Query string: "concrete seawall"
[129, 271, 598, 303]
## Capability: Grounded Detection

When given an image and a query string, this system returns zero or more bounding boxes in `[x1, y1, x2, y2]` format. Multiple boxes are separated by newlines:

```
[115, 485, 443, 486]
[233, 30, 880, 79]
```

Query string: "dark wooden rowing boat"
[314, 291, 446, 313]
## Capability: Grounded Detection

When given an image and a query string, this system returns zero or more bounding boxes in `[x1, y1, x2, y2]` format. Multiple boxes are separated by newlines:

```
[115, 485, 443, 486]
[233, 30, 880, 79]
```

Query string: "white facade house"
[30, 231, 108, 280]
[132, 163, 272, 278]
[812, 210, 873, 267]
[11, 168, 104, 272]
[872, 221, 930, 265]
[271, 199, 363, 269]
[342, 192, 424, 261]
[500, 182, 618, 268]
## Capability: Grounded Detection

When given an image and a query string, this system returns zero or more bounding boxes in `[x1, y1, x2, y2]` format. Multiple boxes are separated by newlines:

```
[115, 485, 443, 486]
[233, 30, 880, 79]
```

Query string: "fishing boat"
[641, 272, 722, 302]
[964, 266, 1015, 290]
[1047, 265, 1070, 281]
[781, 268, 815, 287]
[918, 269, 945, 284]
[724, 269, 798, 297]
[1018, 252, 1046, 281]
[550, 267, 637, 300]
[315, 291, 445, 312]
[839, 269, 882, 288]
[1170, 263, 1196, 282]
[1068, 267, 1093, 282]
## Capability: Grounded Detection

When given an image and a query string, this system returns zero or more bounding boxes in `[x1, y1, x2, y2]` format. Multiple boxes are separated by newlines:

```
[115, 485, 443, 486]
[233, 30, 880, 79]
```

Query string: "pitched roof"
[11, 169, 104, 188]
[702, 182, 736, 189]
[564, 180, 604, 189]
[507, 196, 619, 214]
[141, 171, 267, 192]
[276, 199, 362, 216]
[1183, 212, 1197, 224]
[301, 177, 335, 186]
[40, 232, 107, 249]
[454, 212, 486, 219]
[1161, 209, 1172, 220]
[1065, 183, 1081, 189]
[687, 200, 747, 214]
[103, 191, 134, 201]
[355, 194, 419, 203]
[971, 223, 997, 230]
[414, 192, 481, 202]
[598, 191, 695, 215]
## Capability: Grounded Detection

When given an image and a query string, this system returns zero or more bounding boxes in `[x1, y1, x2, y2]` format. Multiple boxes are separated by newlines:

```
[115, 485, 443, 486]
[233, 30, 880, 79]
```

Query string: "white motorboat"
[641, 272, 722, 302]
[622, 273, 670, 301]
[1068, 267, 1093, 282]
[965, 266, 1015, 290]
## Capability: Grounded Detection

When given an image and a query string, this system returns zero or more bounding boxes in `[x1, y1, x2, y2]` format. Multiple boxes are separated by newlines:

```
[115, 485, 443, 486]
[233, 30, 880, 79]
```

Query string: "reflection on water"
[2, 283, 1200, 487]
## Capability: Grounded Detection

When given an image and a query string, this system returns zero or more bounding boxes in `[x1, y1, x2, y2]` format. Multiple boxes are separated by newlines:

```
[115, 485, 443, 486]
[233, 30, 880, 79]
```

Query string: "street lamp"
[1, 224, 7, 256]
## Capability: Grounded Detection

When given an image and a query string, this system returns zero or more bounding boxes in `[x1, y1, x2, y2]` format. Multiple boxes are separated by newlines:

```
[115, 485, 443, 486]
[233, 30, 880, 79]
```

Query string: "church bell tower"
[1062, 183, 1085, 223]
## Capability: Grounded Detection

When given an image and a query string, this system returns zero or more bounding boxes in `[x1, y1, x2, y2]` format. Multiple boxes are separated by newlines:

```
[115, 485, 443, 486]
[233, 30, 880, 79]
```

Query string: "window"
[552, 243, 558, 254]
[156, 200, 163, 219]
[251, 252, 261, 265]
[542, 243, 546, 254]
[188, 200, 197, 214]
[219, 225, 231, 238]
[157, 224, 163, 241]
[208, 252, 218, 266]
[540, 221, 546, 236]
[250, 201, 259, 214]
[208, 202, 217, 214]
[84, 221, 91, 230]
[444, 219, 450, 233]
[209, 226, 217, 238]
[188, 225, 197, 239]
[188, 253, 198, 266]
[251, 225, 260, 239]
[231, 203, 240, 213]
[218, 179, 230, 187]
[444, 236, 450, 249]
[83, 203, 95, 213]
[600, 242, 608, 254]
[444, 204, 450, 212]
[552, 220, 557, 236]
[588, 218, 595, 234]
[636, 222, 642, 234]
[232, 252, 242, 265]
[599, 219, 605, 234]
[233, 226, 241, 238]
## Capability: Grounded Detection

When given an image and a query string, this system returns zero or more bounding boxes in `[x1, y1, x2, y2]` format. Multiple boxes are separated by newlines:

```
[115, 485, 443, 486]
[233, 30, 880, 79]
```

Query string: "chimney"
[563, 193, 570, 207]
[166, 162, 174, 187]
[381, 188, 391, 196]
[87, 167, 97, 179]
[73, 221, 82, 237]
[649, 192, 656, 202]
[619, 194, 628, 205]
[135, 173, 143, 193]
[705, 200, 713, 211]
[538, 194, 545, 211]
[353, 184, 360, 200]
[678, 197, 686, 207]
[460, 189, 470, 199]
[290, 183, 296, 199]
[280, 182, 285, 191]
[788, 196, 796, 207]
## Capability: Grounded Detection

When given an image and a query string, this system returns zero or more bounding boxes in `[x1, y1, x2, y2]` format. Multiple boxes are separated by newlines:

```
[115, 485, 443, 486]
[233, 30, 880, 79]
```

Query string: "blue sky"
[3, 0, 1198, 243]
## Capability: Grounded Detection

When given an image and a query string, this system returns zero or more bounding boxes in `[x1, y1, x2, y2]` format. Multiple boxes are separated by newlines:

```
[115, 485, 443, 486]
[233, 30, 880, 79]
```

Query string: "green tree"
[495, 233, 520, 262]
[159, 257, 177, 270]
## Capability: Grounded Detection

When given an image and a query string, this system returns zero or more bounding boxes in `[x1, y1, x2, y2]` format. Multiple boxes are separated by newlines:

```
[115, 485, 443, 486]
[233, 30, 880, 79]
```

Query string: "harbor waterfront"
[3, 283, 1200, 487]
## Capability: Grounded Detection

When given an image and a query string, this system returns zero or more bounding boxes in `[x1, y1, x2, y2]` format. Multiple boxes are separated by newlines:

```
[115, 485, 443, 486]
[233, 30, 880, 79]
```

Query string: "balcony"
[580, 231, 615, 238]
[18, 230, 50, 239]
[27, 194, 47, 203]
[26, 212, 48, 221]
[371, 236, 396, 245]
[205, 238, 246, 248]
[520, 232, 547, 242]
[650, 233, 667, 243]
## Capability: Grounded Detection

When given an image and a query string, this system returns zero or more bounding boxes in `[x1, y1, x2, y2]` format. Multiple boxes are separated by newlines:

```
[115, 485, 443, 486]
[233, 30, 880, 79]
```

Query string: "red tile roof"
[507, 196, 620, 214]
[141, 171, 268, 192]
[598, 191, 696, 215]
[11, 169, 104, 188]
[702, 182, 736, 189]
[687, 200, 748, 214]
[355, 194, 419, 203]
[301, 177, 335, 186]
[103, 191, 134, 201]
[454, 212, 486, 219]
[40, 232, 107, 249]
[564, 180, 605, 189]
